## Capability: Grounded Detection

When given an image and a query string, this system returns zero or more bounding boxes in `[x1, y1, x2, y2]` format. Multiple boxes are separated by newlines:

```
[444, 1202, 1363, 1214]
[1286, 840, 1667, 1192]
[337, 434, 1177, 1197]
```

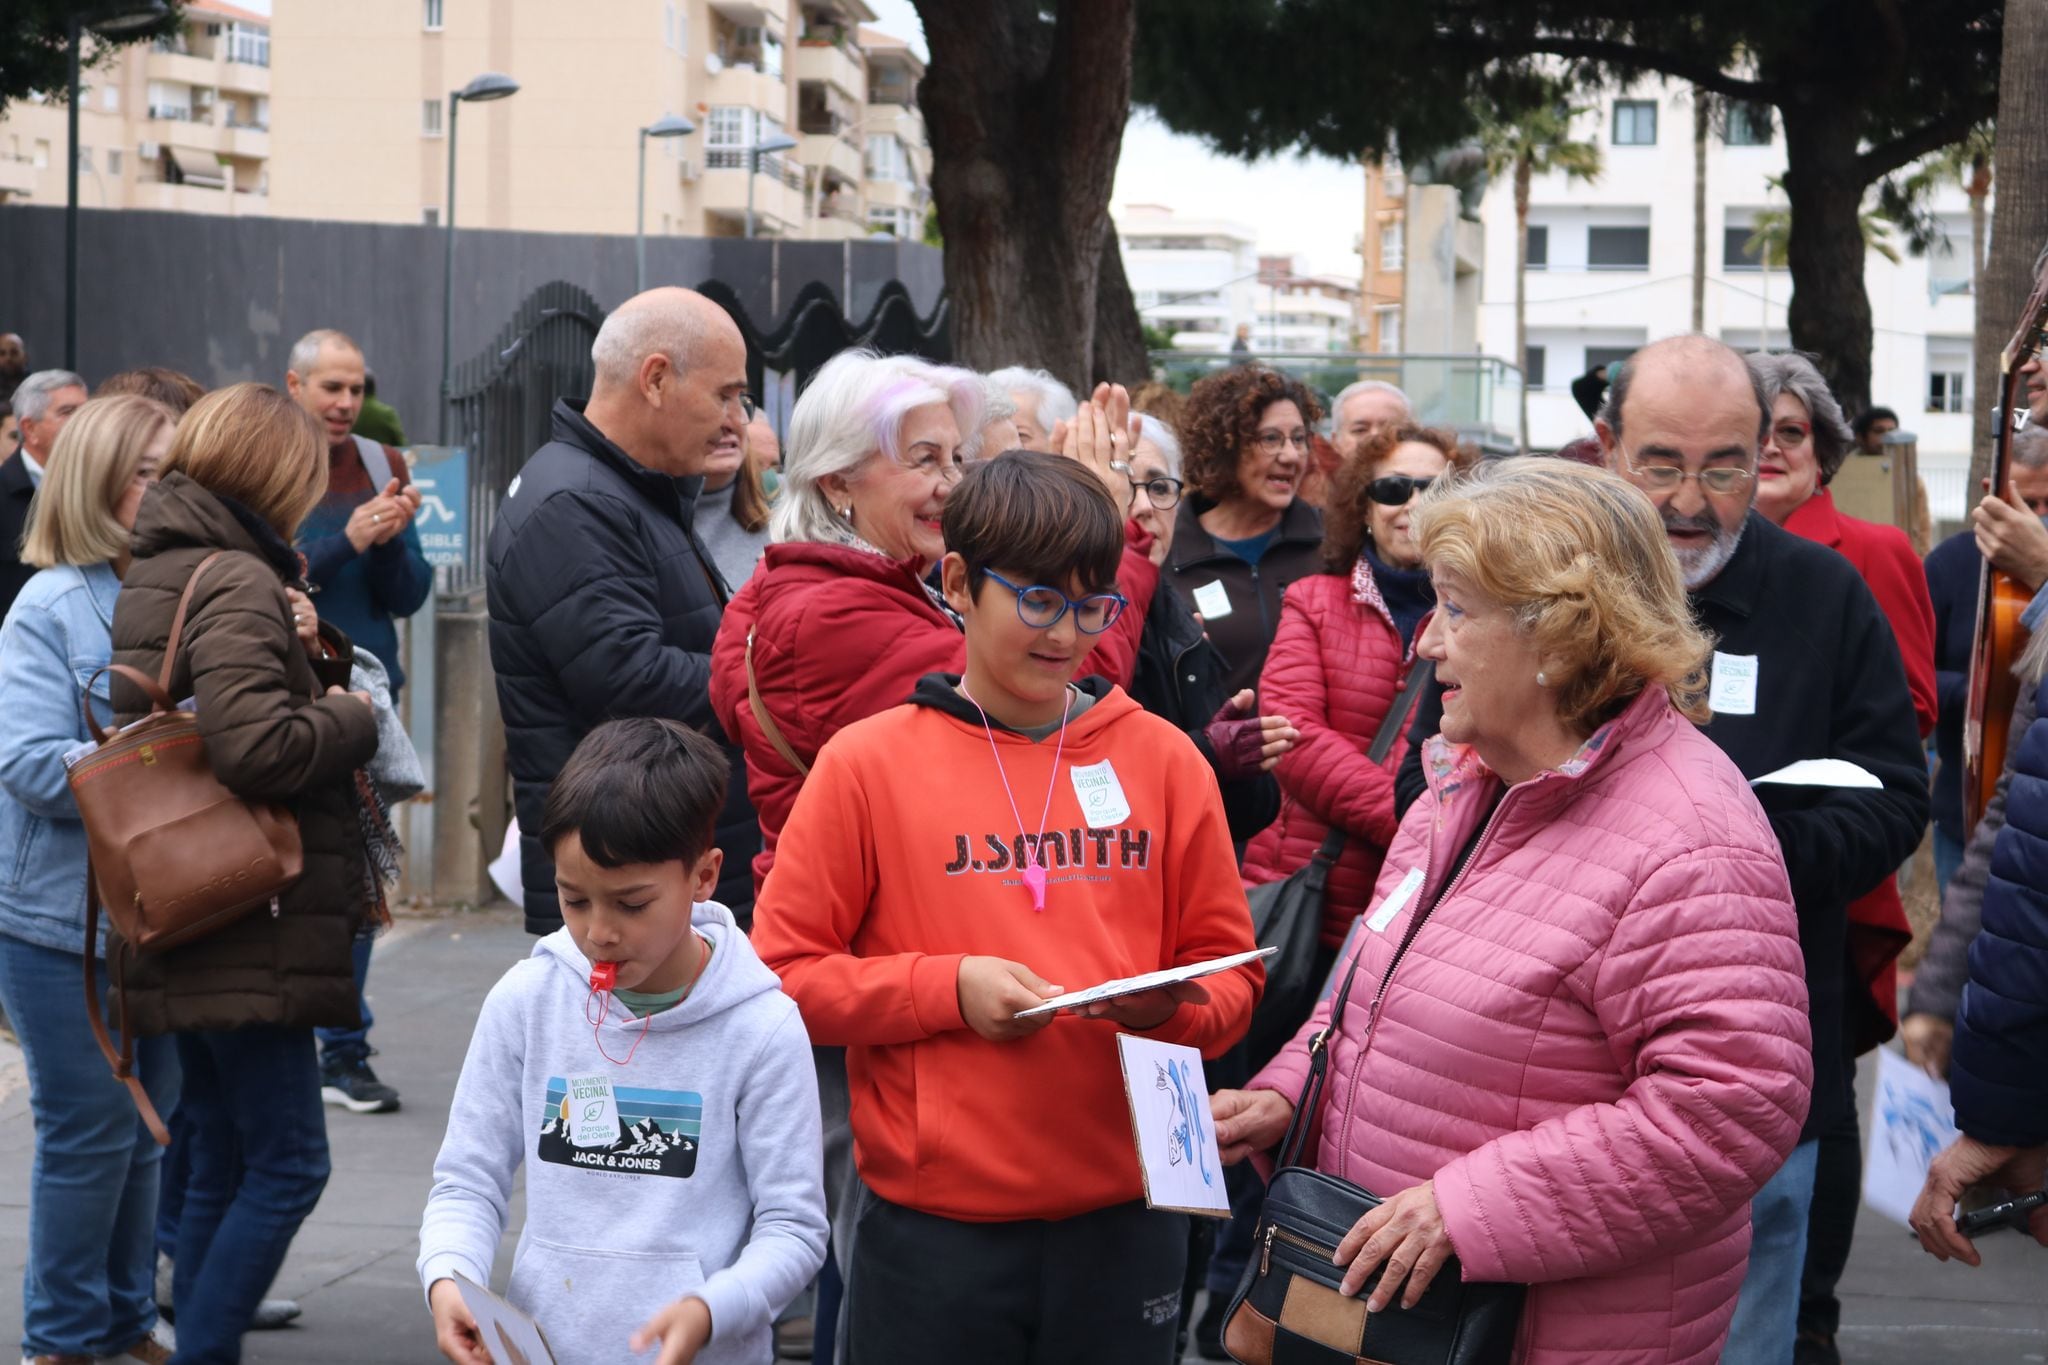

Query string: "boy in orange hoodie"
[751, 449, 1262, 1365]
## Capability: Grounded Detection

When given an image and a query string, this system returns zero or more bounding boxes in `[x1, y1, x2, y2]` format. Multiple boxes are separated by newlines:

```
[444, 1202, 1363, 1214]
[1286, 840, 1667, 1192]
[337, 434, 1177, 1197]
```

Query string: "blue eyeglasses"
[982, 570, 1128, 634]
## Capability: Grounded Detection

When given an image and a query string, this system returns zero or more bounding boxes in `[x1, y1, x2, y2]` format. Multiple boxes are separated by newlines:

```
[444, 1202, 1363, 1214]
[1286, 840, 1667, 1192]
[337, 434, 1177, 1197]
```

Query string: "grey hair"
[2017, 425, 2048, 470]
[286, 328, 360, 378]
[590, 292, 715, 389]
[771, 349, 988, 546]
[1598, 335, 1771, 448]
[960, 378, 1019, 461]
[1134, 413, 1182, 477]
[11, 370, 87, 422]
[1332, 379, 1413, 425]
[987, 365, 1077, 439]
[1745, 351, 1855, 482]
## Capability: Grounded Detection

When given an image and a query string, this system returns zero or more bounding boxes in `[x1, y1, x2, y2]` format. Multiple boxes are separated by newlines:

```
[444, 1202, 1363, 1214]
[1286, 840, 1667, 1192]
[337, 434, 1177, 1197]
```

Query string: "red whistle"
[589, 961, 617, 991]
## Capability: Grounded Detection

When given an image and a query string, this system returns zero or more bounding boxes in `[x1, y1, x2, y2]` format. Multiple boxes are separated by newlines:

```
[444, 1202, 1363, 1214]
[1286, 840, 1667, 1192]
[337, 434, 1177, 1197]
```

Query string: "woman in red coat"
[1239, 425, 1461, 973]
[1746, 349, 1936, 1365]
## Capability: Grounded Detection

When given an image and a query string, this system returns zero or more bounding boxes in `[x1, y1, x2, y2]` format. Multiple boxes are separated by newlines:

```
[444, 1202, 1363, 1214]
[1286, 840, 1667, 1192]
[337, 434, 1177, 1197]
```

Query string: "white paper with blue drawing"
[1116, 1034, 1231, 1218]
[1862, 1047, 1960, 1228]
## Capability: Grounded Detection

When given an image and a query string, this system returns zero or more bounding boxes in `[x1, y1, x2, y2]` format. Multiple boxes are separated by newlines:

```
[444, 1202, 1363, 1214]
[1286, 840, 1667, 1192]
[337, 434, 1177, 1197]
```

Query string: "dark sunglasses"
[1368, 474, 1435, 506]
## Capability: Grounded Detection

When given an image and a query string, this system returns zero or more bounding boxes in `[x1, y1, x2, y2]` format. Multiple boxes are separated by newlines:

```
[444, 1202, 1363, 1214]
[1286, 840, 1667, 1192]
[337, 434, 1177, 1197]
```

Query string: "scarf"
[1359, 541, 1435, 648]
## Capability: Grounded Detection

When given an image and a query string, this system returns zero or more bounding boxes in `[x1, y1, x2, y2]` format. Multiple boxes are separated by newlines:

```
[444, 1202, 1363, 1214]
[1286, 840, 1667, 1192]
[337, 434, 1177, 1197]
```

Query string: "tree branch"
[1856, 97, 1999, 183]
[1438, 32, 1781, 104]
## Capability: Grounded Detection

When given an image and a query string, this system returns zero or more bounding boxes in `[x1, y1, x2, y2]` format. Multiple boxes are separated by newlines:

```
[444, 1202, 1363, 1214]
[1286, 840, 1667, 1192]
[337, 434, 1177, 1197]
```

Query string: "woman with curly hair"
[1163, 367, 1325, 695]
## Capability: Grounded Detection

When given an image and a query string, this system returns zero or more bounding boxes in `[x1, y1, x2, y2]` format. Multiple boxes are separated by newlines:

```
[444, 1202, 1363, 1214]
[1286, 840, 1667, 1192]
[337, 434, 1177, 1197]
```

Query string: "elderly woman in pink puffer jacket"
[1211, 460, 1813, 1364]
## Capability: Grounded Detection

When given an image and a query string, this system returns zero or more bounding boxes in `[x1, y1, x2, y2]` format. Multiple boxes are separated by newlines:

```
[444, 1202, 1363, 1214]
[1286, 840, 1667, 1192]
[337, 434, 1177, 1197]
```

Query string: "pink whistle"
[590, 960, 618, 991]
[1022, 862, 1048, 912]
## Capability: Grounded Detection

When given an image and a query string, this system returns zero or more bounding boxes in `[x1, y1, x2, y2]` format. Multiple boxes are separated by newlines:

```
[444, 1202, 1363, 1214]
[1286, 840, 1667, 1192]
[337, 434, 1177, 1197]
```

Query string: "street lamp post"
[63, 1, 170, 372]
[743, 132, 799, 240]
[636, 114, 695, 292]
[438, 71, 520, 443]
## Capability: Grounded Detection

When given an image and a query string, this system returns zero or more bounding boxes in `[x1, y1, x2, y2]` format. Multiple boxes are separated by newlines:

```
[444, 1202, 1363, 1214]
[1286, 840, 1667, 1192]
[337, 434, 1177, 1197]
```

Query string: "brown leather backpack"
[68, 552, 304, 1143]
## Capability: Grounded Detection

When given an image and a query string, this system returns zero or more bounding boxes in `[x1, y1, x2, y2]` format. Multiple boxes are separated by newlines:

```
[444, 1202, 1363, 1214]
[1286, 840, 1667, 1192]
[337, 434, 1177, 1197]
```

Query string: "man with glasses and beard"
[1596, 335, 1928, 1365]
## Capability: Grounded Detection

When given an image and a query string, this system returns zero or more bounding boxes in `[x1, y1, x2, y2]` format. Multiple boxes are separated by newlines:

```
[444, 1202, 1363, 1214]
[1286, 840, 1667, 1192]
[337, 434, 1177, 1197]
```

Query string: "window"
[1724, 102, 1771, 146]
[1524, 344, 1546, 390]
[422, 207, 439, 226]
[1585, 345, 1637, 375]
[1928, 336, 1971, 413]
[423, 0, 444, 29]
[867, 134, 911, 184]
[1375, 305, 1401, 352]
[1930, 213, 1973, 293]
[868, 205, 916, 237]
[1612, 100, 1657, 146]
[32, 139, 49, 169]
[665, 3, 677, 49]
[1525, 224, 1548, 270]
[1723, 224, 1765, 271]
[77, 146, 93, 173]
[225, 24, 268, 66]
[706, 105, 749, 167]
[1378, 220, 1403, 272]
[102, 85, 120, 112]
[422, 99, 443, 137]
[1587, 226, 1650, 270]
[107, 149, 122, 176]
[1928, 369, 1967, 414]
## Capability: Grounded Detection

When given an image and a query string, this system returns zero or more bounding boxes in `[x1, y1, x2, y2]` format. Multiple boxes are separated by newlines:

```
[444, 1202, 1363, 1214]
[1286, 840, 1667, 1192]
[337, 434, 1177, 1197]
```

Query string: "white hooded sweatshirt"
[418, 904, 826, 1365]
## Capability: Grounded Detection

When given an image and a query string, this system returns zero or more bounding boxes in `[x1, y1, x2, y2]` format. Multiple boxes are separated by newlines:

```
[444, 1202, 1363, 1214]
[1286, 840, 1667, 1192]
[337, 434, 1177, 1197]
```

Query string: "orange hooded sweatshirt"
[751, 675, 1263, 1223]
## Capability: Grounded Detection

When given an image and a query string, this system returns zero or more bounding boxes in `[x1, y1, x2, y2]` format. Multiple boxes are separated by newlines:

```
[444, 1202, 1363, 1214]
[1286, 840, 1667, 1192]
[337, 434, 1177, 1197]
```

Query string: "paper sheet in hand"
[1750, 759, 1882, 789]
[1013, 947, 1276, 1018]
[1117, 1034, 1232, 1217]
[452, 1272, 559, 1365]
[1862, 1048, 1959, 1228]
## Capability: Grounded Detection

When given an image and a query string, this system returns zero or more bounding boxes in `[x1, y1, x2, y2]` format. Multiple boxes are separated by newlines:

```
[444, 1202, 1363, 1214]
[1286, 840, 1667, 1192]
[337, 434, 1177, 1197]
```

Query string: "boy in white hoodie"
[419, 718, 826, 1365]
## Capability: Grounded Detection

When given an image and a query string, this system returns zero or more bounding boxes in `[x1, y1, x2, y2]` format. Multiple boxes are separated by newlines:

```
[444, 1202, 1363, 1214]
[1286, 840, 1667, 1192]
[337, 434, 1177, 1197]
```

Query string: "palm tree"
[1744, 176, 1899, 349]
[1481, 93, 1602, 447]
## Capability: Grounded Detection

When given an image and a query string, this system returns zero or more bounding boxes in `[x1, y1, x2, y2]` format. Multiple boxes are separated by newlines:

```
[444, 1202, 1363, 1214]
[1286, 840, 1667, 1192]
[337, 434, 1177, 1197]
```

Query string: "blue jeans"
[0, 933, 178, 1359]
[314, 930, 376, 1069]
[169, 1026, 331, 1365]
[1722, 1138, 1821, 1365]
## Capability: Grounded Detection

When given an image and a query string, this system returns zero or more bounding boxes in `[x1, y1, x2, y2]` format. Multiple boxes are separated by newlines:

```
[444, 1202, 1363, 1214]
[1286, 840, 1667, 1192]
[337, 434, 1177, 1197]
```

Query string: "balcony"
[145, 112, 222, 154]
[219, 60, 271, 96]
[699, 164, 806, 236]
[706, 62, 785, 116]
[865, 175, 921, 211]
[131, 180, 244, 215]
[145, 48, 215, 88]
[864, 102, 923, 150]
[800, 132, 864, 189]
[221, 122, 269, 159]
[0, 156, 35, 198]
[791, 38, 864, 99]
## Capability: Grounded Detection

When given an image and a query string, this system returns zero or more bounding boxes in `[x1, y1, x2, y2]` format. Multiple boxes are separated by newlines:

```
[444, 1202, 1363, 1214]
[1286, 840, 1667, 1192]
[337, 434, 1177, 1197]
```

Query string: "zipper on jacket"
[269, 895, 280, 918]
[1259, 1222, 1337, 1277]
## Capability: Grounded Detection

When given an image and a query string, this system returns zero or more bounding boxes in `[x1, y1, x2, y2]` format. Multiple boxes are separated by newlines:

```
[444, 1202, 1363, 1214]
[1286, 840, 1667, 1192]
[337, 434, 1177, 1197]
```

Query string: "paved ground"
[2, 902, 2043, 1363]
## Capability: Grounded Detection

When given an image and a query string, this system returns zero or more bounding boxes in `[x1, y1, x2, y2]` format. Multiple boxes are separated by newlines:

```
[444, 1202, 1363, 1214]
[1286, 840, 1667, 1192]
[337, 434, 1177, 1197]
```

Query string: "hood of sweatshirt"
[530, 900, 782, 1035]
[907, 671, 1121, 737]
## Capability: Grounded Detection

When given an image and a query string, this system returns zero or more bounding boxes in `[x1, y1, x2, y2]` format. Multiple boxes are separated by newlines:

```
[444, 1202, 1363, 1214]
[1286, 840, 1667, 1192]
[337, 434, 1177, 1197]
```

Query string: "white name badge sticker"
[565, 1073, 622, 1149]
[1192, 580, 1234, 620]
[1070, 759, 1133, 827]
[1709, 652, 1759, 716]
[1366, 867, 1426, 934]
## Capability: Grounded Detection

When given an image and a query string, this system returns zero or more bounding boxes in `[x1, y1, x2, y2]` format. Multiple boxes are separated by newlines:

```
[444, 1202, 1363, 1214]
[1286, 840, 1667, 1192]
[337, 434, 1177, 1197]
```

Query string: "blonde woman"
[0, 395, 177, 1365]
[109, 383, 380, 1365]
[1211, 461, 1813, 1363]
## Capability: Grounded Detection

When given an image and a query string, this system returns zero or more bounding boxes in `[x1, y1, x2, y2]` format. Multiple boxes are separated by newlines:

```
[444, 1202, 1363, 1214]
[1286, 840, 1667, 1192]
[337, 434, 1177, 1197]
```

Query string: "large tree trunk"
[1692, 89, 1709, 332]
[914, 0, 1136, 393]
[1092, 231, 1150, 386]
[1513, 155, 1530, 449]
[1780, 101, 1874, 416]
[1973, 9, 2048, 496]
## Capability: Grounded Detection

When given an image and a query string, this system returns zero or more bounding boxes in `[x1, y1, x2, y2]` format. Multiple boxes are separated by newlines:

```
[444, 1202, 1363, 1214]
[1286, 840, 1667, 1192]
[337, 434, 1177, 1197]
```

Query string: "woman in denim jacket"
[0, 394, 178, 1365]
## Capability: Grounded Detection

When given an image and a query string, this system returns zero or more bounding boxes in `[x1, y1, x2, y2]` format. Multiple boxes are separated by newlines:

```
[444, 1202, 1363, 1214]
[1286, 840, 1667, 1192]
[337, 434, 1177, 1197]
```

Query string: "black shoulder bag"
[1240, 654, 1433, 1066]
[1221, 799, 1526, 1364]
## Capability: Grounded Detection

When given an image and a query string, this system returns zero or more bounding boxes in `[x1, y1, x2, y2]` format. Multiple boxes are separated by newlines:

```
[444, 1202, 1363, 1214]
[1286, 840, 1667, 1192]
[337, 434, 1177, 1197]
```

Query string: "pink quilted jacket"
[1242, 569, 1410, 947]
[1251, 686, 1812, 1364]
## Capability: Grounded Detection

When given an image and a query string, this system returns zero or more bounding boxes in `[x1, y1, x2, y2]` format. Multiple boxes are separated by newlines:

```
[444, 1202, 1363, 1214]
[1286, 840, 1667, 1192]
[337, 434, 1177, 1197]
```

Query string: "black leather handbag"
[1239, 655, 1433, 1067]
[1221, 857, 1526, 1364]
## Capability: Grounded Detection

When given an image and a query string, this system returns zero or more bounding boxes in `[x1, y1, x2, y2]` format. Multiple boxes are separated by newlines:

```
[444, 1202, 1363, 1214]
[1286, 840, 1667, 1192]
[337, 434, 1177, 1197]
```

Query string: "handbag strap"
[161, 551, 228, 697]
[81, 854, 172, 1147]
[745, 627, 811, 777]
[1274, 652, 1436, 1168]
[1309, 655, 1434, 868]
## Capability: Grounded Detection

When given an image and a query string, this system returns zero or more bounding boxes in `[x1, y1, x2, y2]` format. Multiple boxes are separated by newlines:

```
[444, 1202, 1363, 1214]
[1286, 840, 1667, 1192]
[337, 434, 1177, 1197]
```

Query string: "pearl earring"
[1536, 670, 1549, 687]
[838, 503, 855, 521]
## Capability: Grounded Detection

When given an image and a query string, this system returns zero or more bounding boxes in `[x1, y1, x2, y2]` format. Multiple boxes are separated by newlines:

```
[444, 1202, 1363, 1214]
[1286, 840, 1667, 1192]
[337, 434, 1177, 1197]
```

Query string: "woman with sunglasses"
[1164, 368, 1327, 696]
[1745, 350, 1936, 1365]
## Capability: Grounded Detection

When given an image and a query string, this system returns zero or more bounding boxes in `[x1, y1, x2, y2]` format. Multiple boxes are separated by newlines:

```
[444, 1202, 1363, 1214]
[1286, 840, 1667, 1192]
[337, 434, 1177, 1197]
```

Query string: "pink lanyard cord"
[959, 683, 1072, 911]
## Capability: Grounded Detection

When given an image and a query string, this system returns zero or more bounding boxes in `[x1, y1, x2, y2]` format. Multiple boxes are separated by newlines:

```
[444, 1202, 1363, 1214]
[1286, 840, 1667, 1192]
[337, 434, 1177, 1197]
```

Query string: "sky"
[857, 0, 1366, 277]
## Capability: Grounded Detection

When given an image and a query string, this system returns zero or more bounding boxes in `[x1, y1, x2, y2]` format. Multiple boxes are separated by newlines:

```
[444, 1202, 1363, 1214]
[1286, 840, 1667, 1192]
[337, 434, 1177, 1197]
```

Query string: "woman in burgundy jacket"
[1239, 425, 1461, 975]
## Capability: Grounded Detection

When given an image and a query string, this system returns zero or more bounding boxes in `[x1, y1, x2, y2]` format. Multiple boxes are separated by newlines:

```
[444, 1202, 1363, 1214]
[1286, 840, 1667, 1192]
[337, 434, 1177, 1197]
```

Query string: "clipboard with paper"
[451, 1272, 559, 1365]
[1012, 947, 1277, 1019]
[1116, 1034, 1233, 1217]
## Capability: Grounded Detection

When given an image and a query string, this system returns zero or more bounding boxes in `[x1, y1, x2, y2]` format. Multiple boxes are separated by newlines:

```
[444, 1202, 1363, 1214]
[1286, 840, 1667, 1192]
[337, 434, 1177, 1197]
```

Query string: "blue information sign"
[403, 445, 469, 568]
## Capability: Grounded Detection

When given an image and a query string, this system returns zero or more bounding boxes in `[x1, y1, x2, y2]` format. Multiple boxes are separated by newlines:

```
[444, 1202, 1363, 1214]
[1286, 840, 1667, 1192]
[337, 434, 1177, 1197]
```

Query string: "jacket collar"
[551, 399, 703, 527]
[1168, 496, 1322, 573]
[79, 559, 121, 626]
[1348, 555, 1401, 643]
[1781, 486, 1844, 549]
[130, 471, 302, 583]
[0, 451, 34, 501]
[1421, 683, 1675, 815]
[1686, 509, 1778, 621]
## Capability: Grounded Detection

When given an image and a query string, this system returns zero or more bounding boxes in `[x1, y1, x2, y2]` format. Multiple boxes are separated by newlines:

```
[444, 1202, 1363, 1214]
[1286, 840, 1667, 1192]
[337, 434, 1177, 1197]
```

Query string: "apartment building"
[1255, 254, 1360, 352]
[1361, 160, 1405, 353]
[1117, 204, 1261, 352]
[0, 0, 272, 215]
[1476, 78, 1981, 512]
[263, 0, 928, 242]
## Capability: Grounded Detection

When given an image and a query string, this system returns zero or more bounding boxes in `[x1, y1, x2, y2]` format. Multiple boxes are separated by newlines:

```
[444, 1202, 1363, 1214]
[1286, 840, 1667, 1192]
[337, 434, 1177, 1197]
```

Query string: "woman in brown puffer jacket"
[110, 383, 380, 1365]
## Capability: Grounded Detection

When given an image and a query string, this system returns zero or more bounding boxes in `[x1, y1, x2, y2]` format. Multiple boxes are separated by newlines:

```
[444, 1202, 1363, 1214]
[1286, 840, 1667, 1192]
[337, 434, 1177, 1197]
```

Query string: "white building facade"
[1117, 204, 1261, 352]
[1477, 78, 1981, 517]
